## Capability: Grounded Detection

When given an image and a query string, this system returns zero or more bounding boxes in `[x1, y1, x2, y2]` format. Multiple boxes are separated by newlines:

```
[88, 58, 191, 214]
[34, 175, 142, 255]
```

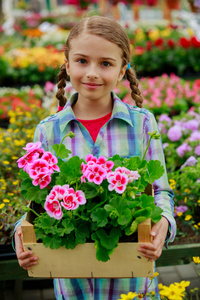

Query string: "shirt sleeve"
[143, 111, 176, 245]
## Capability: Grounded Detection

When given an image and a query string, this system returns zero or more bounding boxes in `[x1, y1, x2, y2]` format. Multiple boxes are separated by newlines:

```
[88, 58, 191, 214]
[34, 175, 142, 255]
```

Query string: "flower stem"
[57, 131, 75, 154]
[141, 136, 152, 164]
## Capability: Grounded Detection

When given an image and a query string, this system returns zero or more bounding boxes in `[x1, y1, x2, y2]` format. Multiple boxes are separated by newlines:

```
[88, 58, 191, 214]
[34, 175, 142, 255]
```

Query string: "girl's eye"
[78, 59, 87, 64]
[101, 61, 110, 67]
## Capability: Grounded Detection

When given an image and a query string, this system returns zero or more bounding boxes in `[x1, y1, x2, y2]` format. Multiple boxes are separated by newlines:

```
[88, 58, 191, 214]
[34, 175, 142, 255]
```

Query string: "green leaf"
[19, 169, 30, 180]
[26, 187, 48, 204]
[145, 160, 165, 184]
[96, 228, 122, 250]
[124, 156, 141, 170]
[132, 207, 152, 219]
[43, 235, 62, 249]
[52, 143, 71, 159]
[60, 156, 83, 181]
[140, 194, 155, 208]
[75, 224, 90, 244]
[117, 208, 132, 226]
[94, 240, 111, 262]
[91, 208, 109, 227]
[82, 182, 99, 199]
[63, 235, 76, 249]
[151, 206, 163, 223]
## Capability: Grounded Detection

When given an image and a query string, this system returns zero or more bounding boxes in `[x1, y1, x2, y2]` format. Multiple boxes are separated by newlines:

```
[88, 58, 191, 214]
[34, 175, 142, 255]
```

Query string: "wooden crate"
[21, 185, 154, 278]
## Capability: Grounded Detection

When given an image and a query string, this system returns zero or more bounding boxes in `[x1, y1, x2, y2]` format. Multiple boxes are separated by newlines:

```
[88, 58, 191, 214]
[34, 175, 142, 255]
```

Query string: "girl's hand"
[15, 226, 38, 270]
[138, 216, 169, 262]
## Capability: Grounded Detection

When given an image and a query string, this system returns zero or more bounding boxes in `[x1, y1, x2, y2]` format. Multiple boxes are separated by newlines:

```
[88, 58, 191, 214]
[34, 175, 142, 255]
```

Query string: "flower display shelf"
[21, 189, 155, 279]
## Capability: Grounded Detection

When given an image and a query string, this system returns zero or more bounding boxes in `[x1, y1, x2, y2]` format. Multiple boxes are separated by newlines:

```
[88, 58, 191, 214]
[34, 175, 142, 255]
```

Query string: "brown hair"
[56, 15, 143, 108]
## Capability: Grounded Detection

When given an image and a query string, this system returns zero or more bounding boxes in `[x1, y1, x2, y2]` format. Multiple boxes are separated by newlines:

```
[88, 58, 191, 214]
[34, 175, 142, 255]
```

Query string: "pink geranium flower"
[23, 141, 42, 153]
[115, 167, 140, 183]
[32, 173, 52, 189]
[28, 159, 50, 179]
[44, 198, 63, 220]
[61, 190, 79, 210]
[107, 171, 128, 194]
[84, 163, 107, 185]
[41, 152, 60, 172]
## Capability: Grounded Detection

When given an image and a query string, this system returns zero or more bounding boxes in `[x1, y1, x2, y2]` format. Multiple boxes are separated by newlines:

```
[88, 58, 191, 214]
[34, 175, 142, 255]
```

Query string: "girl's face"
[65, 33, 127, 105]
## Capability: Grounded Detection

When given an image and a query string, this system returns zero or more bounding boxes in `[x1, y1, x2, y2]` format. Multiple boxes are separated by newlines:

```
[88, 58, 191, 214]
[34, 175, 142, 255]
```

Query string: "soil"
[170, 219, 200, 246]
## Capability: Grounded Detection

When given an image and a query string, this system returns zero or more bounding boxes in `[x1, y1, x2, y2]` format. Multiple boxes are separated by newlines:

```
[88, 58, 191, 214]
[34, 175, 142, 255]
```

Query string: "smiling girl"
[14, 16, 176, 300]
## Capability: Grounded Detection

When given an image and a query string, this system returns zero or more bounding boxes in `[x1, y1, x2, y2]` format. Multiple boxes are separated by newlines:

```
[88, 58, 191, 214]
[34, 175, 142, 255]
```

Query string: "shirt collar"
[59, 92, 133, 132]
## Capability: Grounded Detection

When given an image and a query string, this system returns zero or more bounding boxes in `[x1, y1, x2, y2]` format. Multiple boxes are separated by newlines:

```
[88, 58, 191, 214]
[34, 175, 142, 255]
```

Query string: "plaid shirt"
[16, 92, 176, 300]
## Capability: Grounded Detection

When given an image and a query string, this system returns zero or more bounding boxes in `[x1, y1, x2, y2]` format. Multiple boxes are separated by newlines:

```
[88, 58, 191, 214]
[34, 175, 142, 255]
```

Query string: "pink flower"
[159, 114, 172, 125]
[62, 190, 79, 210]
[195, 145, 200, 156]
[44, 81, 55, 93]
[32, 173, 52, 189]
[84, 163, 107, 185]
[107, 171, 128, 194]
[41, 152, 60, 172]
[49, 185, 69, 201]
[115, 167, 140, 183]
[183, 120, 199, 131]
[23, 141, 41, 153]
[176, 143, 192, 157]
[167, 125, 182, 141]
[28, 159, 50, 179]
[189, 131, 200, 142]
[44, 198, 63, 220]
[75, 190, 86, 205]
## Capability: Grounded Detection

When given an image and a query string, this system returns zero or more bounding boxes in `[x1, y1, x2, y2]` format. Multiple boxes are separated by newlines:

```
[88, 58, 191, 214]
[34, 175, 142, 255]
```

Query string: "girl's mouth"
[83, 83, 102, 89]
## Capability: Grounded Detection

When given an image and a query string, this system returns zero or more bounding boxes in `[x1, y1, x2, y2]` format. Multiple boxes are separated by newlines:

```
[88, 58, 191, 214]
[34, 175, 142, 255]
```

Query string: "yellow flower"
[159, 283, 185, 300]
[184, 188, 190, 193]
[118, 292, 138, 300]
[177, 212, 183, 217]
[0, 203, 5, 209]
[194, 225, 199, 230]
[3, 161, 10, 165]
[185, 215, 192, 221]
[3, 199, 10, 203]
[197, 200, 200, 205]
[193, 257, 200, 264]
[174, 281, 190, 289]
[13, 180, 19, 185]
[198, 222, 200, 226]
[149, 271, 159, 280]
[5, 137, 12, 141]
[148, 29, 160, 41]
[137, 293, 143, 299]
[187, 28, 194, 36]
[12, 156, 18, 160]
[7, 192, 14, 196]
[160, 28, 171, 37]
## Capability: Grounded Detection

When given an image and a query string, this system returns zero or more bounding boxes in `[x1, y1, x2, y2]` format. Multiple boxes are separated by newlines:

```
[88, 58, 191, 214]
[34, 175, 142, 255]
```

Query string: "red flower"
[191, 36, 200, 48]
[167, 39, 175, 48]
[146, 41, 152, 51]
[179, 37, 190, 49]
[134, 46, 145, 55]
[155, 38, 164, 47]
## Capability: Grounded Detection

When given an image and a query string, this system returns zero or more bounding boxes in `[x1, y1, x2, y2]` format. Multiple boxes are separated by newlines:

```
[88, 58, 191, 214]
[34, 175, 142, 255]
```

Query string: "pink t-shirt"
[78, 112, 112, 143]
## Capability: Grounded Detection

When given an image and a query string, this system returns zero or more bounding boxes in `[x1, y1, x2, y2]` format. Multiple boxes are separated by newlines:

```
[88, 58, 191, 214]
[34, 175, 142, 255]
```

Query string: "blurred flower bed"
[0, 102, 49, 244]
[0, 74, 200, 245]
[0, 22, 200, 85]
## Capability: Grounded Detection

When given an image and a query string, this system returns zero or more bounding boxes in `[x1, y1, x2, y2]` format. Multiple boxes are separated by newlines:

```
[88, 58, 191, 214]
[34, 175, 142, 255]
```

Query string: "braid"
[126, 68, 143, 108]
[56, 63, 68, 108]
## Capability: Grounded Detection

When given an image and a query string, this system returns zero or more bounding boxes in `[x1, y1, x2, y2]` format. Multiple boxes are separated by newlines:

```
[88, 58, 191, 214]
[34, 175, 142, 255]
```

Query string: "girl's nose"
[86, 65, 98, 79]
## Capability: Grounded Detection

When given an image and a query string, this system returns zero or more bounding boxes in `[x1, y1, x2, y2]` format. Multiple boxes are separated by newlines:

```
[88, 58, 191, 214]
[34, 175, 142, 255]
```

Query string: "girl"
[14, 16, 176, 300]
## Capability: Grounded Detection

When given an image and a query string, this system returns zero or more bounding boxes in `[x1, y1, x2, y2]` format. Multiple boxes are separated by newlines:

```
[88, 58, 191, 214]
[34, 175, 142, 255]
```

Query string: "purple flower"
[189, 131, 200, 142]
[176, 143, 192, 157]
[159, 114, 172, 125]
[167, 126, 182, 142]
[163, 143, 169, 149]
[181, 156, 198, 170]
[174, 205, 188, 217]
[183, 120, 199, 131]
[195, 145, 200, 156]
